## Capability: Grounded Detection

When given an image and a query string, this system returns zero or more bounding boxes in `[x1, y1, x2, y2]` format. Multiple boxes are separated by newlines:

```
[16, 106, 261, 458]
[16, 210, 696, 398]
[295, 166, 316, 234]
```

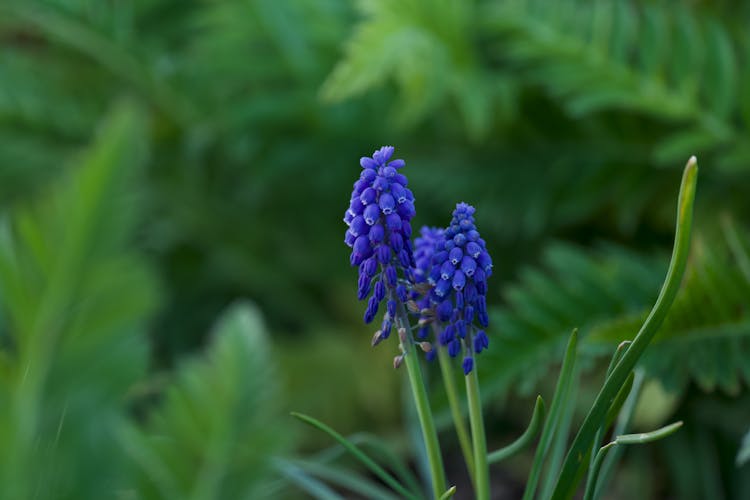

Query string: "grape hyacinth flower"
[400, 226, 443, 362]
[344, 146, 416, 345]
[429, 203, 492, 374]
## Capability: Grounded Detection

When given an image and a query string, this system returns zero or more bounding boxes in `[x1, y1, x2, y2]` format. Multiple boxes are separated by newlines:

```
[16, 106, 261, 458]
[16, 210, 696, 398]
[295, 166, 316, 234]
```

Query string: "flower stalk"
[393, 297, 447, 498]
[465, 360, 490, 500]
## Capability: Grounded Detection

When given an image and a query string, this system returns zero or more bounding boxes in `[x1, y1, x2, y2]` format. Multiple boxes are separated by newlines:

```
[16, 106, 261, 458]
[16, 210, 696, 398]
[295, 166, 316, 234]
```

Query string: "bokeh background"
[1, 0, 750, 498]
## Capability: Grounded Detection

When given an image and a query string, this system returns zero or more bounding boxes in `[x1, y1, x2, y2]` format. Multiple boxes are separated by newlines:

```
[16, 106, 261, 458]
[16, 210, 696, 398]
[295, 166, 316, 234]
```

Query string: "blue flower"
[429, 203, 492, 373]
[345, 146, 416, 341]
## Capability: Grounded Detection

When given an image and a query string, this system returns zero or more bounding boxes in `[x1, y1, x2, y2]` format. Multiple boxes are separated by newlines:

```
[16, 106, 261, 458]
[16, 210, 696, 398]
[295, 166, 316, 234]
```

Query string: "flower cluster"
[344, 146, 416, 342]
[428, 203, 492, 374]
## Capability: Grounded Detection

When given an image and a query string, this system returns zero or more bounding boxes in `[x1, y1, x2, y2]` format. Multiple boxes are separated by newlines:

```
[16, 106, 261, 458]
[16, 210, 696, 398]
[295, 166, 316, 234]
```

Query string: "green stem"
[551, 158, 698, 500]
[436, 343, 475, 487]
[394, 301, 447, 498]
[465, 362, 490, 500]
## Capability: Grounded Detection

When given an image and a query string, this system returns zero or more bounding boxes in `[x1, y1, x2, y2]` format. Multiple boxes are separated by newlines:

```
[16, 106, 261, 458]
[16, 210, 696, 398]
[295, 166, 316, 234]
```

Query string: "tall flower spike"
[430, 202, 493, 374]
[345, 146, 416, 338]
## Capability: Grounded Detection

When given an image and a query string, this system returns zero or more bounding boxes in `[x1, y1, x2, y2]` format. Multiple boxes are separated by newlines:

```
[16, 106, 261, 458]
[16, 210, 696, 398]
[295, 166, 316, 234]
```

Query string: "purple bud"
[474, 330, 489, 353]
[396, 284, 408, 302]
[461, 256, 477, 276]
[360, 156, 378, 169]
[398, 249, 411, 268]
[448, 339, 461, 357]
[455, 290, 464, 309]
[349, 199, 364, 215]
[389, 232, 404, 253]
[344, 211, 354, 224]
[363, 257, 378, 278]
[382, 166, 397, 178]
[357, 273, 371, 300]
[397, 200, 415, 219]
[467, 230, 479, 241]
[360, 187, 377, 205]
[381, 319, 392, 338]
[379, 193, 396, 214]
[364, 296, 379, 323]
[387, 300, 396, 317]
[462, 356, 474, 375]
[477, 252, 493, 271]
[402, 223, 412, 238]
[373, 176, 389, 191]
[466, 242, 482, 258]
[440, 261, 455, 281]
[456, 319, 466, 338]
[452, 270, 466, 290]
[437, 300, 453, 322]
[440, 325, 455, 345]
[344, 230, 356, 247]
[388, 159, 406, 169]
[391, 183, 406, 203]
[449, 247, 463, 265]
[369, 223, 385, 243]
[394, 173, 408, 186]
[360, 168, 376, 182]
[363, 204, 380, 225]
[377, 245, 390, 264]
[433, 251, 448, 265]
[454, 233, 467, 246]
[464, 305, 474, 323]
[435, 279, 451, 297]
[385, 213, 402, 231]
[374, 280, 386, 302]
[385, 265, 397, 287]
[417, 326, 430, 339]
[350, 215, 368, 236]
[425, 349, 437, 362]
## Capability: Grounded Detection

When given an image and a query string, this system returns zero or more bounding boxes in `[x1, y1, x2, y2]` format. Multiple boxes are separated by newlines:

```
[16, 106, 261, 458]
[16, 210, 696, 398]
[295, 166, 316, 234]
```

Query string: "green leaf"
[522, 329, 578, 500]
[0, 102, 155, 500]
[552, 158, 698, 500]
[488, 395, 546, 464]
[125, 301, 289, 500]
[291, 412, 418, 500]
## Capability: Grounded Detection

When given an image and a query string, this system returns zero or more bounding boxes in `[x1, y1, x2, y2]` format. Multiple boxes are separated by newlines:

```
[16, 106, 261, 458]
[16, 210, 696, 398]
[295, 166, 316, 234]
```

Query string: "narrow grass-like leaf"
[552, 158, 698, 500]
[585, 422, 683, 500]
[439, 486, 457, 499]
[280, 459, 400, 500]
[488, 396, 546, 464]
[588, 342, 631, 473]
[291, 412, 418, 500]
[522, 329, 578, 500]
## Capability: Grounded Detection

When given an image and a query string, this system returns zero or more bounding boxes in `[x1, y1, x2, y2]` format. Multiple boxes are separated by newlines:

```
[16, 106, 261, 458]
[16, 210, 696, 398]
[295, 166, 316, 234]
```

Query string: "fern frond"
[124, 302, 290, 499]
[0, 102, 156, 500]
[481, 0, 749, 167]
[483, 219, 750, 399]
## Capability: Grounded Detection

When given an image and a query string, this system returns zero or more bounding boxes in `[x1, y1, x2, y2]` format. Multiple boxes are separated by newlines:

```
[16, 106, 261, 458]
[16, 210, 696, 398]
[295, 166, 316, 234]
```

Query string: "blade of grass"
[281, 459, 401, 500]
[488, 395, 546, 464]
[291, 412, 418, 500]
[437, 342, 475, 486]
[593, 370, 645, 499]
[438, 486, 457, 499]
[584, 422, 683, 500]
[551, 158, 698, 500]
[522, 329, 578, 500]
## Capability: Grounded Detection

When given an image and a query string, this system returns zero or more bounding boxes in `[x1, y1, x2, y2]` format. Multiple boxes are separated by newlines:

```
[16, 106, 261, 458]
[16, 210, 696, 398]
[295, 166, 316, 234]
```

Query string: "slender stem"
[583, 443, 616, 500]
[393, 300, 447, 498]
[551, 158, 698, 500]
[436, 343, 475, 487]
[465, 361, 490, 500]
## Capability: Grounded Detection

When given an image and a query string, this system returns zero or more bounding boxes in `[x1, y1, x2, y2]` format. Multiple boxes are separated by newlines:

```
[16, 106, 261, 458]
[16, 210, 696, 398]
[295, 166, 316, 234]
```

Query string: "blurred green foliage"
[1, 0, 750, 498]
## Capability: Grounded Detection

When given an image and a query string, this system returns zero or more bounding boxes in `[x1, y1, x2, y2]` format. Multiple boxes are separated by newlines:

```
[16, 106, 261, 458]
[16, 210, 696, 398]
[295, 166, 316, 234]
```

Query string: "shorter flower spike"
[428, 203, 493, 373]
